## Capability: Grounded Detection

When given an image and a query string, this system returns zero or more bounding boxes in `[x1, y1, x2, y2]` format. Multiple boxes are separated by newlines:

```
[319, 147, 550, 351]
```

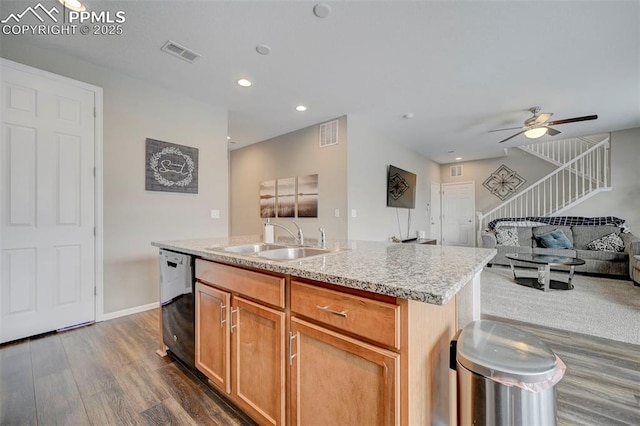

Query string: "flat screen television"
[387, 165, 416, 209]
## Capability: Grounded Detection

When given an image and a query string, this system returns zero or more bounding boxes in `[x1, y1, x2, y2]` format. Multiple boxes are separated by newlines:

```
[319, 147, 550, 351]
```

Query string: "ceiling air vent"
[319, 119, 339, 147]
[161, 40, 201, 63]
[450, 165, 463, 177]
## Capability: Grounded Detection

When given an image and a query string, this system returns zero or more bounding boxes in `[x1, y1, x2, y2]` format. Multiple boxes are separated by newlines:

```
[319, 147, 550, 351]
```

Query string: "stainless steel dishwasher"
[159, 249, 195, 370]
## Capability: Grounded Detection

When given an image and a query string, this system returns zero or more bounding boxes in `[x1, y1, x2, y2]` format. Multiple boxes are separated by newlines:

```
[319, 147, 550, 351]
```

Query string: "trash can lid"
[457, 320, 558, 383]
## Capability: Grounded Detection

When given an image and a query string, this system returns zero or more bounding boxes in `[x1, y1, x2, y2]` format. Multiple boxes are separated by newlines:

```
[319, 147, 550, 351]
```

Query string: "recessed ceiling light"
[237, 78, 252, 87]
[295, 105, 307, 112]
[455, 157, 462, 161]
[313, 3, 331, 18]
[402, 113, 414, 119]
[256, 44, 271, 55]
[227, 136, 231, 140]
[58, 0, 86, 12]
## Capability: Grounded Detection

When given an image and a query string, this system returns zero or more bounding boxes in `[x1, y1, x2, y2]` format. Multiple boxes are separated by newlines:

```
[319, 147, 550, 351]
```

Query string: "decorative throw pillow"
[495, 228, 519, 246]
[537, 229, 573, 249]
[586, 233, 625, 252]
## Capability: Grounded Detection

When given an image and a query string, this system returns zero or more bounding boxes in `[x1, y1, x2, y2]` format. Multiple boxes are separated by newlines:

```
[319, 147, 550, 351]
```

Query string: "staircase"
[517, 134, 608, 166]
[477, 135, 611, 236]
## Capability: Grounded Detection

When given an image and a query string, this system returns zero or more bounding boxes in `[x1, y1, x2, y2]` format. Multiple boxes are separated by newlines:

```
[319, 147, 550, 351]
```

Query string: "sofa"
[482, 223, 640, 283]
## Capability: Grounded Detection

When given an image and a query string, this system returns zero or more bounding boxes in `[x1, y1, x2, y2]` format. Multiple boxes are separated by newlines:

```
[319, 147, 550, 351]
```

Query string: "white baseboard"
[101, 301, 159, 322]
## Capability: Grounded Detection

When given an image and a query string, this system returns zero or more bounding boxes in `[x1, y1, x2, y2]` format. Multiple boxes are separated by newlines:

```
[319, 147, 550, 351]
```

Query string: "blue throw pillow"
[537, 229, 573, 249]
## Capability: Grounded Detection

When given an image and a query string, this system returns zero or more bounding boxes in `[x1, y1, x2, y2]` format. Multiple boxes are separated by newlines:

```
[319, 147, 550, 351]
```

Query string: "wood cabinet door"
[232, 296, 286, 426]
[290, 317, 400, 426]
[195, 282, 231, 393]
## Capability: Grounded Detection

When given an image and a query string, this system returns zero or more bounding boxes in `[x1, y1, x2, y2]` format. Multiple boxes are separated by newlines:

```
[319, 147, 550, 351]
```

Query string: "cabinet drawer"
[196, 259, 285, 309]
[291, 280, 400, 349]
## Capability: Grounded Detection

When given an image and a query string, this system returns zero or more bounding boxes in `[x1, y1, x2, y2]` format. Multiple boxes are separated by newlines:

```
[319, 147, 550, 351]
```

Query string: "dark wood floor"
[484, 315, 640, 426]
[0, 309, 252, 425]
[1, 309, 638, 425]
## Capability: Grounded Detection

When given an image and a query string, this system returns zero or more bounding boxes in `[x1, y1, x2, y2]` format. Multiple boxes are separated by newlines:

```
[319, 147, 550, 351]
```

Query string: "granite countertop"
[152, 236, 496, 305]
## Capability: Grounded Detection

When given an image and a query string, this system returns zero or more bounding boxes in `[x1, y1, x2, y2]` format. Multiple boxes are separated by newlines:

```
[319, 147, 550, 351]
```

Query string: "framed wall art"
[276, 177, 296, 218]
[145, 138, 198, 194]
[259, 179, 276, 218]
[259, 174, 319, 219]
[297, 174, 318, 218]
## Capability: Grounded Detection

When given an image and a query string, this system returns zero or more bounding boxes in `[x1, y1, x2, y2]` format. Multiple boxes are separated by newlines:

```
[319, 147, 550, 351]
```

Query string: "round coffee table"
[505, 253, 586, 291]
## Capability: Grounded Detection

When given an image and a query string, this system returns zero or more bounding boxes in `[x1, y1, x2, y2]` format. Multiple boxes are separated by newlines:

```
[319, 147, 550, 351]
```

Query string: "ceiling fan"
[489, 107, 598, 144]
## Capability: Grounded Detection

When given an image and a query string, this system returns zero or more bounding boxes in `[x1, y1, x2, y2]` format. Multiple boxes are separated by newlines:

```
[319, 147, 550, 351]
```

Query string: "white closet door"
[441, 182, 475, 247]
[1, 62, 96, 343]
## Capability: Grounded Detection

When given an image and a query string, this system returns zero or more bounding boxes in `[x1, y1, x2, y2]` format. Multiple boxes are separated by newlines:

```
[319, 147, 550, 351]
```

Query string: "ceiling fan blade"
[545, 127, 561, 136]
[498, 130, 527, 143]
[533, 112, 553, 125]
[547, 115, 598, 126]
[488, 126, 523, 133]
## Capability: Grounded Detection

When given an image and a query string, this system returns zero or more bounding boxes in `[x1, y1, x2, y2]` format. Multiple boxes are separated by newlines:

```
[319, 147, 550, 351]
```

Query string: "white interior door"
[441, 182, 475, 247]
[1, 61, 97, 343]
[429, 182, 441, 243]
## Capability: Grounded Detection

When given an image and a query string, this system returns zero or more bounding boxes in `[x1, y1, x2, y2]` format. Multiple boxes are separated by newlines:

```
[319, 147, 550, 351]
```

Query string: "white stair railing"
[518, 134, 607, 166]
[477, 136, 611, 236]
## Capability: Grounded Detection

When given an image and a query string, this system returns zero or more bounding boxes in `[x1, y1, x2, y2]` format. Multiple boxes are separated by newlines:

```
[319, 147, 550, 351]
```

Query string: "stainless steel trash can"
[451, 320, 565, 426]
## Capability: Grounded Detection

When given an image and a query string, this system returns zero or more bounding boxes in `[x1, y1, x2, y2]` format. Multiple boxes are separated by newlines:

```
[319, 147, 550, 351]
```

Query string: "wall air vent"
[450, 165, 463, 177]
[319, 119, 339, 147]
[161, 40, 201, 63]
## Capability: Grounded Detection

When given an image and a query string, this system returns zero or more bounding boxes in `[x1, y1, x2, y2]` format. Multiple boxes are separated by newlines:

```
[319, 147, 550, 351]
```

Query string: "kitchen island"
[152, 236, 495, 426]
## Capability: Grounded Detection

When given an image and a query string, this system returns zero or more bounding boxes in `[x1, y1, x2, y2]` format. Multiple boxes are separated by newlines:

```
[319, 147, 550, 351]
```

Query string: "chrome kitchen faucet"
[270, 220, 304, 246]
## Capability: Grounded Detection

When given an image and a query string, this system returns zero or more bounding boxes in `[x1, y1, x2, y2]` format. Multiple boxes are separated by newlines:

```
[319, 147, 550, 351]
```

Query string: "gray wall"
[347, 114, 441, 241]
[441, 128, 640, 234]
[565, 128, 640, 232]
[1, 39, 229, 315]
[230, 116, 348, 241]
[440, 148, 556, 214]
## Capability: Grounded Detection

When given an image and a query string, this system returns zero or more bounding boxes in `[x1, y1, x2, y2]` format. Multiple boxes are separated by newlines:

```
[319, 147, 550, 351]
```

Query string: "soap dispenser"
[264, 218, 274, 243]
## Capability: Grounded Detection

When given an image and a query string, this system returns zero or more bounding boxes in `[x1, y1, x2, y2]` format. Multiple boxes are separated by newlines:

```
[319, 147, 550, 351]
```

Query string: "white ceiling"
[3, 0, 639, 163]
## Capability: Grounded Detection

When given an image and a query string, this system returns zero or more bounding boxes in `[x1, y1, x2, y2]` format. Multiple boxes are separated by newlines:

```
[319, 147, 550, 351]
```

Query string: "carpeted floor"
[481, 266, 640, 345]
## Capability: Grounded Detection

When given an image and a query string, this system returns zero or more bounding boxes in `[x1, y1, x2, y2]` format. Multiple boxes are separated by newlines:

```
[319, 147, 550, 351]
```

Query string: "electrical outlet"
[211, 209, 220, 219]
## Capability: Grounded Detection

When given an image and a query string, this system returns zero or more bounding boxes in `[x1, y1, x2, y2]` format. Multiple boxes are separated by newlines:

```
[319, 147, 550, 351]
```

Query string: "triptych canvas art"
[260, 174, 319, 218]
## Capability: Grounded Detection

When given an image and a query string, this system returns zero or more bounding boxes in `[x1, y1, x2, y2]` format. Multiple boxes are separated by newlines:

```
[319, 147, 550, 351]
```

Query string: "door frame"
[429, 182, 441, 243]
[1, 58, 105, 321]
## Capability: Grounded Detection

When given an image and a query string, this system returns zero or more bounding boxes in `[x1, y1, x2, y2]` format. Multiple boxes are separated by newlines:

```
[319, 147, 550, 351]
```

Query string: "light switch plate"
[334, 209, 340, 217]
[211, 209, 220, 219]
[351, 209, 357, 218]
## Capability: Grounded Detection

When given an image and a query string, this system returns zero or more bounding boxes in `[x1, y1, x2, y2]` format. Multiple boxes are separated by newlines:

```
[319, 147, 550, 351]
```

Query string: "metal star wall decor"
[483, 164, 526, 200]
[388, 172, 410, 200]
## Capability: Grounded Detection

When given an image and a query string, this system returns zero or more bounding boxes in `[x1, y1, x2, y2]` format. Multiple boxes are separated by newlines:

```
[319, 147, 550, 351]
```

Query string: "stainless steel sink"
[206, 243, 289, 253]
[206, 242, 348, 262]
[256, 247, 332, 261]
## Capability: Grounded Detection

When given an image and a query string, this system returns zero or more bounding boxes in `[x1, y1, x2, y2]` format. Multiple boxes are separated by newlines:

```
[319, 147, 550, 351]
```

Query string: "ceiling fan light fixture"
[58, 0, 86, 12]
[524, 127, 548, 139]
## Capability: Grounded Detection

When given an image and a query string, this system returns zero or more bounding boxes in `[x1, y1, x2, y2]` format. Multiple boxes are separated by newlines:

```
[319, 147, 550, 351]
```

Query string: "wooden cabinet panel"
[195, 282, 231, 393]
[290, 280, 400, 349]
[232, 297, 285, 426]
[290, 318, 399, 426]
[196, 260, 285, 308]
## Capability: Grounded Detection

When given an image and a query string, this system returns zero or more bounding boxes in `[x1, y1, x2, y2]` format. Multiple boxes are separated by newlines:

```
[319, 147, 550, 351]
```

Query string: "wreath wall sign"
[145, 138, 199, 193]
